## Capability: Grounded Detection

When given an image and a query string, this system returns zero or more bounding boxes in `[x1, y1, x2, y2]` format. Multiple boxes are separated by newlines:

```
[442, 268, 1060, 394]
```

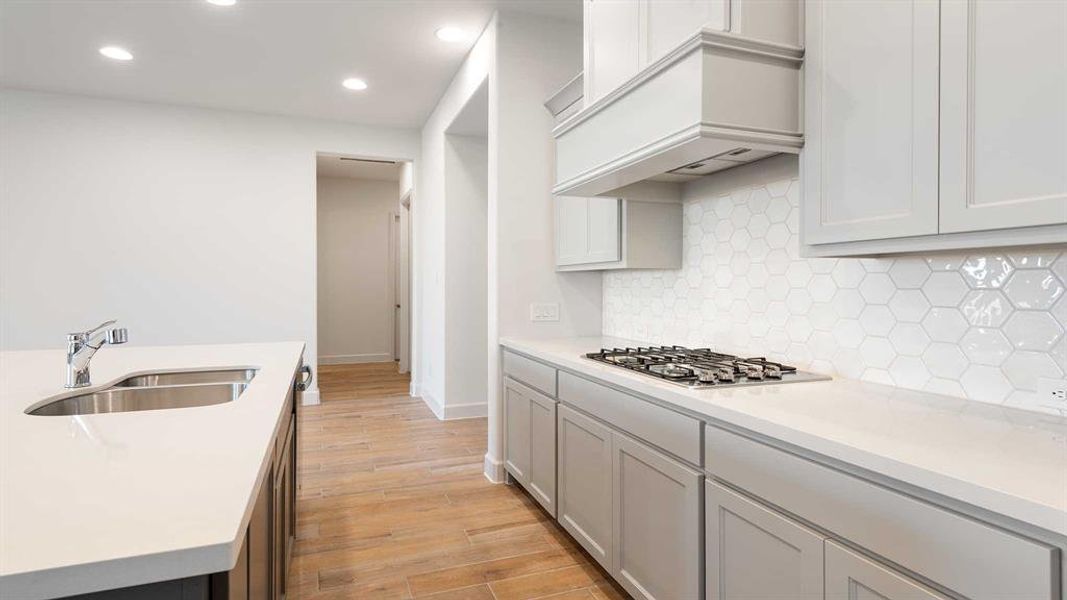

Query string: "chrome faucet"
[65, 320, 128, 388]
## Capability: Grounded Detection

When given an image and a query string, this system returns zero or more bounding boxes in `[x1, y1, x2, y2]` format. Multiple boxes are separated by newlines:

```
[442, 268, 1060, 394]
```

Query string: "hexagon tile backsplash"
[602, 168, 1067, 415]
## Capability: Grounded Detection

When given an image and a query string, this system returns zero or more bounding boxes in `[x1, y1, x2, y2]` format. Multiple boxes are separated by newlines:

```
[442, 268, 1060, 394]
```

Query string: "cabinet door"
[826, 540, 951, 600]
[503, 380, 531, 482]
[557, 404, 614, 570]
[527, 389, 558, 517]
[644, 0, 728, 64]
[585, 0, 641, 104]
[612, 432, 702, 600]
[272, 422, 294, 600]
[940, 0, 1067, 233]
[556, 196, 621, 266]
[706, 480, 824, 600]
[802, 0, 940, 244]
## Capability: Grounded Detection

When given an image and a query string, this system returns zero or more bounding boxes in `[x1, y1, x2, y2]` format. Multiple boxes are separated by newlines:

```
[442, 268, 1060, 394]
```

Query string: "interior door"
[939, 0, 1067, 233]
[706, 480, 825, 600]
[826, 540, 951, 600]
[802, 0, 940, 244]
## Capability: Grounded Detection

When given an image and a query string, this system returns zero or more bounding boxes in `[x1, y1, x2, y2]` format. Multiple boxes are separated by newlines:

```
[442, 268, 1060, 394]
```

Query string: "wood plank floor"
[318, 362, 412, 400]
[292, 364, 629, 600]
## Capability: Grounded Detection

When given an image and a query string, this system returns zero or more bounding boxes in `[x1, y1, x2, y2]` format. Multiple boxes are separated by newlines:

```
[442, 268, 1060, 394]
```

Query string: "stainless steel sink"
[26, 368, 257, 416]
[28, 382, 249, 416]
[115, 368, 256, 388]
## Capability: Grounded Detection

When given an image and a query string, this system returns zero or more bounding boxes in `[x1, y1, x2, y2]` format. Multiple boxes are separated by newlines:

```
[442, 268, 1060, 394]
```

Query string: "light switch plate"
[530, 303, 560, 322]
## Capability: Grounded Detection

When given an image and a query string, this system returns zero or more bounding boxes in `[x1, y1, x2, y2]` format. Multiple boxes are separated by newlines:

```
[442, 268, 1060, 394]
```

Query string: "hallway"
[291, 365, 626, 599]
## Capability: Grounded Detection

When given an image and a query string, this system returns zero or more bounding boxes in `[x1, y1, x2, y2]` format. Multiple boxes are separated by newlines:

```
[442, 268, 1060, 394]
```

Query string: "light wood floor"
[318, 362, 412, 400]
[292, 364, 628, 600]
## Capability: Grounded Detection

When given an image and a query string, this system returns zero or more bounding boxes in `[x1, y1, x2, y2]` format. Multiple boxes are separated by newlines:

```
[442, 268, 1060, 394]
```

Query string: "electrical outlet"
[530, 303, 560, 322]
[1037, 377, 1067, 407]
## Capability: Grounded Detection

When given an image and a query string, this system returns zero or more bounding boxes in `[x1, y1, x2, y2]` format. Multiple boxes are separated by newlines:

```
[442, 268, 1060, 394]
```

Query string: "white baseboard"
[484, 453, 505, 483]
[443, 402, 488, 420]
[417, 389, 487, 421]
[319, 353, 393, 365]
[409, 381, 419, 397]
[420, 389, 445, 420]
[301, 390, 321, 406]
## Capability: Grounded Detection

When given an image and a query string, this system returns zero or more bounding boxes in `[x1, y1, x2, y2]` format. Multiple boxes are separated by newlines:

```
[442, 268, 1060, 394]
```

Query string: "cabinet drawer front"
[559, 371, 701, 466]
[503, 350, 557, 397]
[705, 425, 1057, 600]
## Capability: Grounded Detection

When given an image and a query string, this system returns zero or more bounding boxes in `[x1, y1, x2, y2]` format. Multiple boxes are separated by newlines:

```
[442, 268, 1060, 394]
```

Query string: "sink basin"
[27, 382, 249, 416]
[115, 368, 256, 388]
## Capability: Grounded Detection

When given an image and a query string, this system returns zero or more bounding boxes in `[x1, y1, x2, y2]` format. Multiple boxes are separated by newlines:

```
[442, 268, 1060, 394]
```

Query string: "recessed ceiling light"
[435, 26, 469, 43]
[342, 78, 368, 91]
[99, 46, 133, 61]
[206, 0, 236, 5]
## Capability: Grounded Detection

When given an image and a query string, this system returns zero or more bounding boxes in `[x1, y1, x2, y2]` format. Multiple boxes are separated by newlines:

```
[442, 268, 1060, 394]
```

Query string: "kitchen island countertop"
[0, 342, 305, 599]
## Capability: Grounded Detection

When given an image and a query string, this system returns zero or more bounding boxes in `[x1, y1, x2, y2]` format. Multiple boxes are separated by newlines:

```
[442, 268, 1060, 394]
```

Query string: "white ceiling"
[0, 0, 579, 129]
[316, 154, 401, 180]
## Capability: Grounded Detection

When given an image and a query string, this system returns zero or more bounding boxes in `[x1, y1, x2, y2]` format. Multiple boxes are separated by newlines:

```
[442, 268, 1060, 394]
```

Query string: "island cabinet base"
[61, 362, 304, 600]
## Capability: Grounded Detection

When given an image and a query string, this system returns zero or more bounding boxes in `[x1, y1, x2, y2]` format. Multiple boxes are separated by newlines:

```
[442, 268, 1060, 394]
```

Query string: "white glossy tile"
[888, 289, 931, 323]
[1003, 311, 1064, 351]
[961, 255, 1014, 289]
[1003, 270, 1064, 310]
[859, 337, 895, 369]
[923, 343, 969, 379]
[831, 260, 866, 288]
[922, 272, 969, 307]
[924, 254, 967, 272]
[1002, 351, 1064, 391]
[889, 258, 932, 289]
[859, 273, 896, 304]
[959, 290, 1013, 327]
[960, 327, 1014, 366]
[889, 356, 932, 389]
[960, 365, 1013, 403]
[888, 323, 931, 356]
[922, 308, 969, 343]
[859, 305, 896, 336]
[1008, 251, 1060, 269]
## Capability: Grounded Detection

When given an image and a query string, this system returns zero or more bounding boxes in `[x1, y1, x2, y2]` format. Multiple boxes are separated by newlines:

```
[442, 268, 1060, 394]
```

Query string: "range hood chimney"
[552, 28, 804, 197]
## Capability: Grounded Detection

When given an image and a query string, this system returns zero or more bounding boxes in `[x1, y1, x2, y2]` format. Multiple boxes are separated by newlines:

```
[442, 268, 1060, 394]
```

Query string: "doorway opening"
[316, 153, 412, 400]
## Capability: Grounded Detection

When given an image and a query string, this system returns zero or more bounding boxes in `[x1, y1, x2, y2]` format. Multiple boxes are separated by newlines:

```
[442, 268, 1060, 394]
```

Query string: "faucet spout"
[66, 320, 128, 388]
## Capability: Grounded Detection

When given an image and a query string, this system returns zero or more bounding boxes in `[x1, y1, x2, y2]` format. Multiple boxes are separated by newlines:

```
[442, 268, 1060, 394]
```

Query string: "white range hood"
[553, 28, 804, 197]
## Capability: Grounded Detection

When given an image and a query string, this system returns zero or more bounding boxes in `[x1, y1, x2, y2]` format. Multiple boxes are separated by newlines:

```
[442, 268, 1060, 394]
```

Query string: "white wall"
[414, 17, 495, 414]
[413, 11, 602, 477]
[0, 90, 419, 401]
[397, 162, 413, 374]
[444, 135, 489, 418]
[317, 176, 398, 364]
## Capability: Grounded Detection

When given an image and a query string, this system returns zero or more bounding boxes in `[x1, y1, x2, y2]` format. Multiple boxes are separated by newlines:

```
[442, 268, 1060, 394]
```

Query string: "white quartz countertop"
[501, 336, 1067, 538]
[0, 342, 305, 600]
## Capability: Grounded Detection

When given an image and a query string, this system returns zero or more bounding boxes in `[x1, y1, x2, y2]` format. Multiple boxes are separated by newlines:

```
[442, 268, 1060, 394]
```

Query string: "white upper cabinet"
[939, 0, 1067, 233]
[584, 0, 641, 106]
[556, 196, 621, 267]
[803, 0, 1067, 256]
[802, 0, 940, 245]
[556, 195, 682, 271]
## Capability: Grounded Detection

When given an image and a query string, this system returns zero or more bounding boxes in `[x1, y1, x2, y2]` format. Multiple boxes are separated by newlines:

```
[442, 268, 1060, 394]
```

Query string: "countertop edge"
[499, 337, 1067, 540]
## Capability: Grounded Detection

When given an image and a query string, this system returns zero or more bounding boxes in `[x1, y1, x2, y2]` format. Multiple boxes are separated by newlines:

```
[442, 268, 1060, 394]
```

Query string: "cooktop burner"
[585, 346, 830, 388]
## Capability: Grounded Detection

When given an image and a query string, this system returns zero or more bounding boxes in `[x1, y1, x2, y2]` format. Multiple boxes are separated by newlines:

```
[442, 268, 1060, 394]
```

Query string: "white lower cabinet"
[705, 480, 824, 600]
[613, 432, 702, 600]
[557, 404, 614, 569]
[826, 541, 950, 600]
[558, 404, 703, 598]
[503, 378, 557, 516]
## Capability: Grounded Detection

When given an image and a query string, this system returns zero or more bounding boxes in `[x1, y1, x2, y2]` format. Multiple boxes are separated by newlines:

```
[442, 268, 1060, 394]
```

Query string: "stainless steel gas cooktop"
[585, 346, 830, 388]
